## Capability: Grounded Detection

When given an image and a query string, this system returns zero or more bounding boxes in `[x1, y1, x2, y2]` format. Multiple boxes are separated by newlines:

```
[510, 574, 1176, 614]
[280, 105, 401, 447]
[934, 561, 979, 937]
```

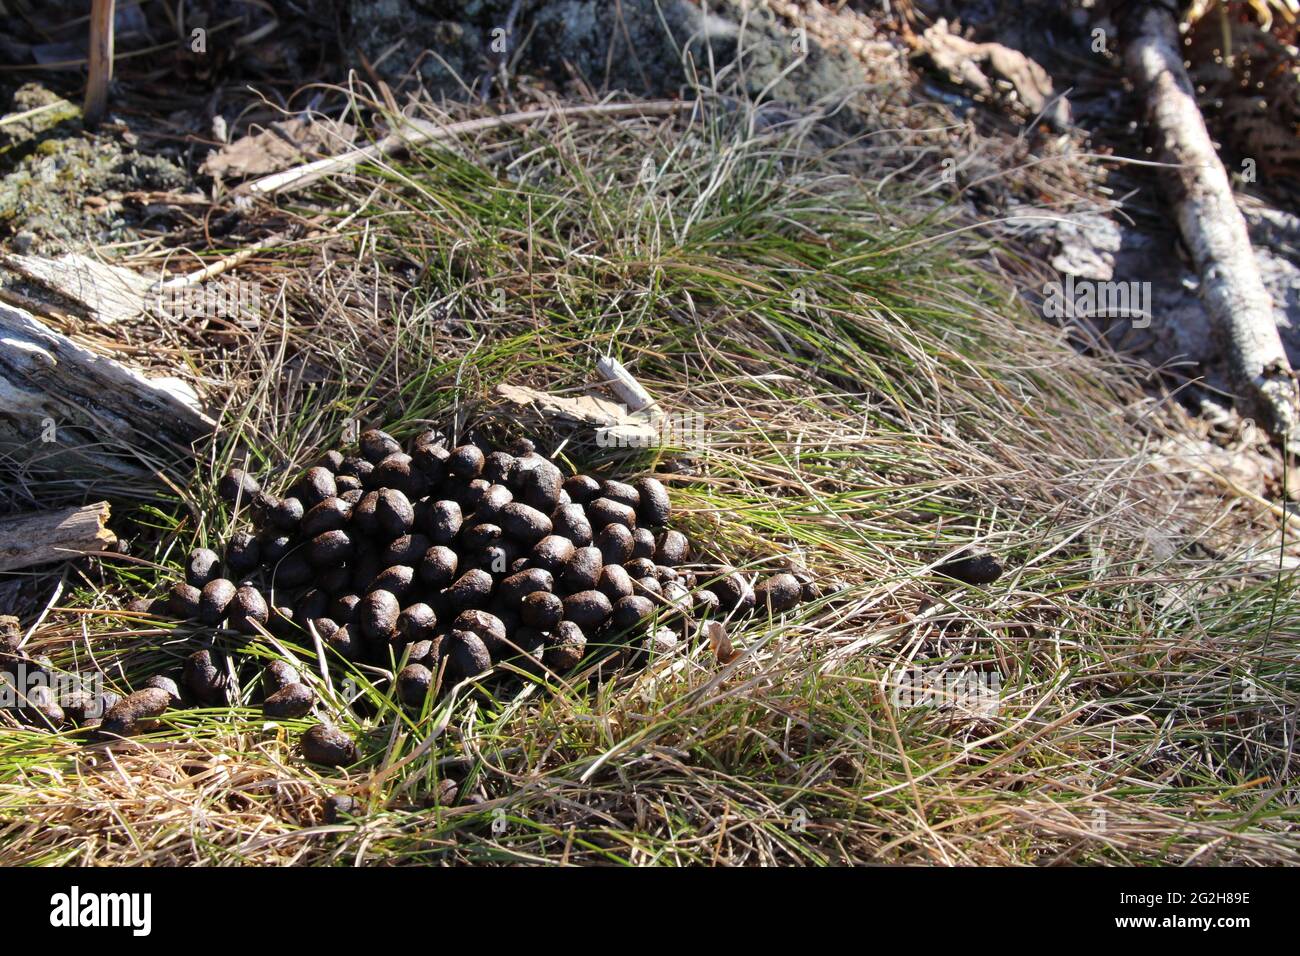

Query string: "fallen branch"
[0, 502, 115, 572]
[1122, 1, 1300, 444]
[241, 100, 696, 198]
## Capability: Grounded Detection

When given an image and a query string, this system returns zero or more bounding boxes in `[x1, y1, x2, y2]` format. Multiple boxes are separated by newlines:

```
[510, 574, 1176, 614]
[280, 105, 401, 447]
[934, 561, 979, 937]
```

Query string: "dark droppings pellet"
[359, 590, 400, 644]
[453, 609, 509, 659]
[264, 682, 314, 718]
[481, 451, 516, 486]
[218, 467, 260, 505]
[447, 629, 492, 680]
[597, 564, 634, 602]
[185, 548, 221, 588]
[301, 723, 357, 766]
[397, 603, 438, 645]
[317, 450, 345, 473]
[600, 479, 640, 509]
[632, 477, 670, 526]
[229, 585, 269, 634]
[308, 530, 353, 567]
[383, 533, 430, 567]
[296, 588, 331, 624]
[269, 496, 304, 530]
[368, 564, 415, 601]
[594, 524, 634, 566]
[447, 444, 485, 480]
[631, 528, 657, 560]
[374, 488, 415, 539]
[461, 522, 503, 550]
[655, 530, 690, 566]
[301, 497, 352, 537]
[587, 497, 637, 532]
[530, 534, 575, 573]
[563, 590, 613, 632]
[754, 573, 802, 613]
[397, 664, 433, 706]
[359, 428, 402, 464]
[419, 545, 459, 588]
[498, 568, 553, 606]
[263, 660, 301, 693]
[297, 466, 337, 507]
[198, 578, 236, 625]
[260, 533, 293, 563]
[551, 503, 593, 546]
[562, 474, 601, 505]
[101, 688, 171, 737]
[226, 531, 260, 574]
[611, 595, 656, 633]
[141, 674, 184, 706]
[560, 546, 603, 592]
[169, 582, 201, 618]
[444, 568, 493, 610]
[184, 649, 227, 705]
[936, 547, 1004, 585]
[520, 591, 564, 630]
[323, 794, 359, 822]
[422, 499, 463, 545]
[498, 502, 552, 544]
[709, 572, 755, 615]
[373, 452, 416, 496]
[544, 620, 587, 673]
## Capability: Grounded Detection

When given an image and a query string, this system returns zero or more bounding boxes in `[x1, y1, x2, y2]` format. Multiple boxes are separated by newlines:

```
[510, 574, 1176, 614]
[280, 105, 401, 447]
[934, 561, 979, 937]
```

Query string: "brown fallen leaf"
[702, 620, 740, 665]
[200, 118, 357, 179]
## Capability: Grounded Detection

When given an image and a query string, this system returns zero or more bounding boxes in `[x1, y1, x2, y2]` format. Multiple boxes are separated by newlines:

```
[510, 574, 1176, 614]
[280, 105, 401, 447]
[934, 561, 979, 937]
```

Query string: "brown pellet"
[301, 723, 357, 766]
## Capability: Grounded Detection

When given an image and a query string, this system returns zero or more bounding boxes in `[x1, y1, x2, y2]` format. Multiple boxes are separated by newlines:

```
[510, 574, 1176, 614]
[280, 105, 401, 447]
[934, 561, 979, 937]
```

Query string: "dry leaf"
[200, 118, 357, 179]
[702, 620, 740, 665]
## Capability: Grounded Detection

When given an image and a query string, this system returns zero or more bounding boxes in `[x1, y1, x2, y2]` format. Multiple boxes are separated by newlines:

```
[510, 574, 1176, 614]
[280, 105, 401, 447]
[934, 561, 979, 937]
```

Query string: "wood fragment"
[0, 502, 116, 572]
[1122, 1, 1300, 444]
[0, 301, 213, 472]
[493, 382, 659, 446]
[2, 253, 151, 324]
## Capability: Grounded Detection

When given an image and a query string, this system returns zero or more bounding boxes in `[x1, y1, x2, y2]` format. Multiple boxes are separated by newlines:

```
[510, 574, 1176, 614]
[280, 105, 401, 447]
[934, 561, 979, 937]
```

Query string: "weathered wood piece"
[0, 501, 115, 572]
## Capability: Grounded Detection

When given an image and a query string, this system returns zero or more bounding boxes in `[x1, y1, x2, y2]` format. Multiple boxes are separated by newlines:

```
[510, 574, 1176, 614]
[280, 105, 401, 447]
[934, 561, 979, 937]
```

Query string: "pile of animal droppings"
[115, 428, 813, 765]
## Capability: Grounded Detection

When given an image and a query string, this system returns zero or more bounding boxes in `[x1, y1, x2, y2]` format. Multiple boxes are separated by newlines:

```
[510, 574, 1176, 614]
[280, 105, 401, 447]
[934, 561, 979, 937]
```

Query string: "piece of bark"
[1122, 1, 1300, 444]
[0, 300, 213, 473]
[0, 502, 116, 572]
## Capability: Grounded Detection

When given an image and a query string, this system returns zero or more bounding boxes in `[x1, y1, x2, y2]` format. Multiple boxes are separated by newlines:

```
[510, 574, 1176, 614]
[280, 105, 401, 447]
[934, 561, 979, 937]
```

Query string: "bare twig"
[241, 100, 696, 198]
